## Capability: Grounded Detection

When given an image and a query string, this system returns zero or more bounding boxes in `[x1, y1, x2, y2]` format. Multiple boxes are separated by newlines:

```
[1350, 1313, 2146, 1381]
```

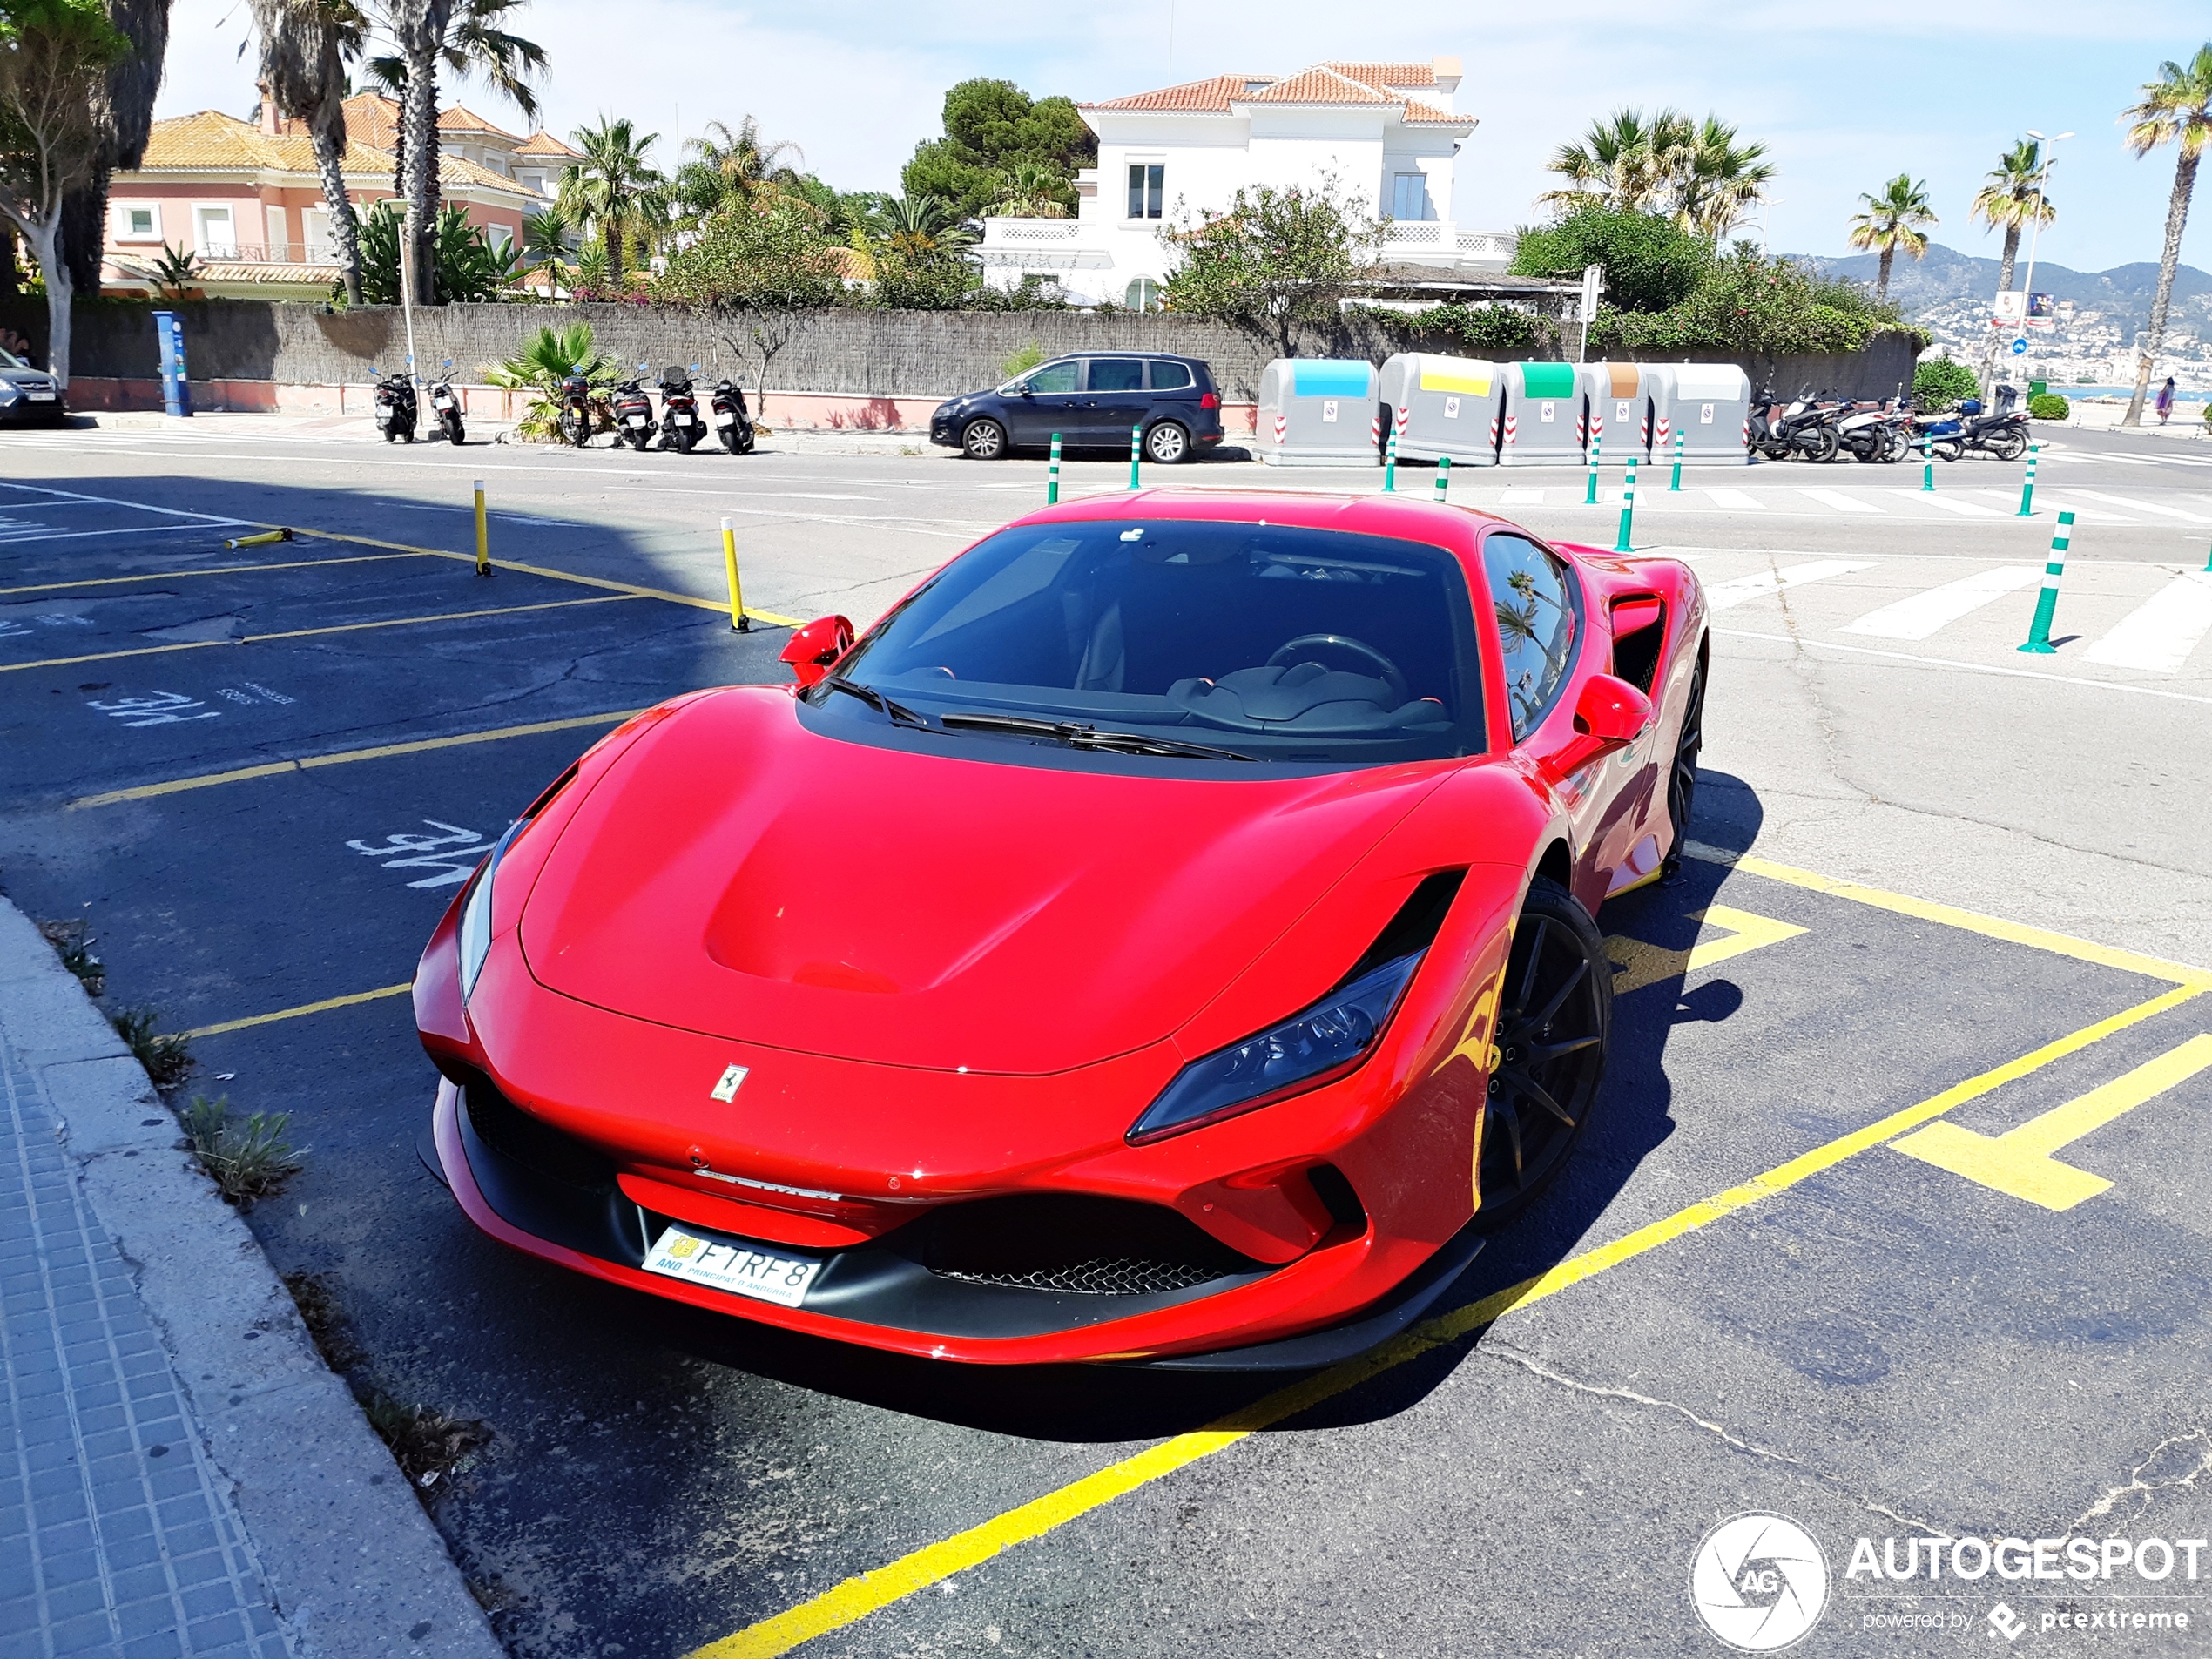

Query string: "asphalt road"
[2, 417, 2208, 1659]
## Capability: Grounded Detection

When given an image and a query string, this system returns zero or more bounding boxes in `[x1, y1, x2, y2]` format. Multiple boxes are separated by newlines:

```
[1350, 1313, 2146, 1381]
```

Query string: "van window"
[1021, 361, 1079, 395]
[1088, 358, 1145, 393]
[1148, 360, 1193, 390]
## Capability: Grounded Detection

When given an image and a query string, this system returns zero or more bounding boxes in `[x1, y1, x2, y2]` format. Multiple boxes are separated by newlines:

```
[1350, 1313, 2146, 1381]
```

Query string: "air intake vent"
[919, 1194, 1261, 1297]
[463, 1077, 616, 1192]
[1339, 868, 1467, 986]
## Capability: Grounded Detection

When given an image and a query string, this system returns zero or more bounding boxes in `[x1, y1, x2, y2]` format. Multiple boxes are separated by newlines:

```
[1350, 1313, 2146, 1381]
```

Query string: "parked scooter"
[655, 364, 705, 453]
[1750, 388, 1837, 462]
[711, 376, 755, 455]
[1919, 386, 2030, 462]
[372, 367, 418, 443]
[1834, 399, 1904, 464]
[428, 358, 465, 444]
[556, 363, 596, 448]
[610, 365, 657, 451]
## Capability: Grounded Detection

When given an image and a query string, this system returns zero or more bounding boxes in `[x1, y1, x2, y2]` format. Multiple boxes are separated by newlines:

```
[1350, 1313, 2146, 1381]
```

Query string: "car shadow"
[627, 770, 1770, 1443]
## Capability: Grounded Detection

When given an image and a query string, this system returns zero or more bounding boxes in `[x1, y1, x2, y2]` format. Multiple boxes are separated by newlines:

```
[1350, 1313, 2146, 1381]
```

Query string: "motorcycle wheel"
[1851, 440, 1884, 462]
[1799, 428, 1839, 463]
[1934, 439, 1963, 462]
[445, 416, 465, 445]
[1988, 428, 2028, 462]
[629, 430, 650, 452]
[1881, 428, 1911, 462]
[736, 428, 755, 455]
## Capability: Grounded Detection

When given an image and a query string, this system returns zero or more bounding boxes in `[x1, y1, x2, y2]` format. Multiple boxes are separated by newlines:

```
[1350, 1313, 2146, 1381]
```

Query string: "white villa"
[976, 58, 1517, 308]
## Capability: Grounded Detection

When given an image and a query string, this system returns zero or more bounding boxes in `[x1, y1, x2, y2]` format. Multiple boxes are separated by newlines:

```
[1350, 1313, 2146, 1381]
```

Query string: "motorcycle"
[1920, 388, 2030, 462]
[655, 364, 705, 453]
[372, 368, 417, 443]
[1835, 399, 1912, 464]
[428, 358, 465, 445]
[555, 364, 596, 448]
[610, 365, 657, 452]
[1750, 388, 1838, 463]
[711, 377, 756, 455]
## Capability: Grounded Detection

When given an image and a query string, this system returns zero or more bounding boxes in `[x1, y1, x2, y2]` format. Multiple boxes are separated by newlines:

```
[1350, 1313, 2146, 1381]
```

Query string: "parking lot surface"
[3, 422, 2209, 1657]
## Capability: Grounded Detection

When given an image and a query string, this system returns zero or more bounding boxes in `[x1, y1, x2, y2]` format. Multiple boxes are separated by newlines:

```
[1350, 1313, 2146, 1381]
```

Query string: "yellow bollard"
[222, 528, 293, 550]
[473, 480, 490, 577]
[721, 516, 748, 631]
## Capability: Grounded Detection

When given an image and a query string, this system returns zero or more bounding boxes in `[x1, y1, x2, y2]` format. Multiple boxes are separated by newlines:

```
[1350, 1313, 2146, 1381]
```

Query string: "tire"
[1850, 439, 1884, 462]
[1143, 421, 1191, 464]
[1934, 439, 1963, 462]
[1802, 427, 1839, 463]
[447, 417, 465, 445]
[961, 418, 1008, 460]
[1987, 428, 2027, 462]
[1662, 650, 1705, 873]
[1474, 875, 1611, 1231]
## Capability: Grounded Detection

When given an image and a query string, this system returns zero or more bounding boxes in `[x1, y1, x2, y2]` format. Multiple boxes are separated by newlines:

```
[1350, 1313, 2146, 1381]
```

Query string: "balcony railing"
[979, 216, 1518, 272]
[980, 219, 1085, 246]
[187, 242, 341, 266]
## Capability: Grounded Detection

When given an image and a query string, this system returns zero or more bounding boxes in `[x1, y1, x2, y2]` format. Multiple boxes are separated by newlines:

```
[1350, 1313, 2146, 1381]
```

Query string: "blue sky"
[160, 0, 2210, 273]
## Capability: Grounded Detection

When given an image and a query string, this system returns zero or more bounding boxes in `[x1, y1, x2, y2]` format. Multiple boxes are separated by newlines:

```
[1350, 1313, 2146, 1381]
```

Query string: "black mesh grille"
[463, 1077, 616, 1192]
[918, 1194, 1258, 1298]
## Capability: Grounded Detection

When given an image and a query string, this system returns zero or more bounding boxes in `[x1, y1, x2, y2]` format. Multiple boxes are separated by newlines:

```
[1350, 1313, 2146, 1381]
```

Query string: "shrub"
[2027, 393, 2071, 421]
[1599, 246, 1912, 354]
[350, 202, 519, 305]
[1510, 204, 1706, 314]
[111, 1007, 192, 1089]
[180, 1095, 305, 1204]
[1405, 301, 1542, 354]
[1913, 359, 1979, 410]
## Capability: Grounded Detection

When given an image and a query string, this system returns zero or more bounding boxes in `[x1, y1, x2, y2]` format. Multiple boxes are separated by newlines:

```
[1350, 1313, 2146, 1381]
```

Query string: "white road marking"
[1980, 491, 2136, 525]
[1498, 488, 1546, 504]
[1703, 560, 1877, 610]
[1715, 626, 2212, 706]
[1912, 493, 2008, 517]
[1839, 566, 2042, 640]
[1797, 489, 1883, 515]
[2054, 489, 2212, 525]
[0, 481, 246, 523]
[2082, 570, 2212, 673]
[1703, 489, 1765, 510]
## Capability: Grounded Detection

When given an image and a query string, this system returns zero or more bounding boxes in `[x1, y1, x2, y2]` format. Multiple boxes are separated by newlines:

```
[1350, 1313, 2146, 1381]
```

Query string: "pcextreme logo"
[1690, 1512, 1831, 1651]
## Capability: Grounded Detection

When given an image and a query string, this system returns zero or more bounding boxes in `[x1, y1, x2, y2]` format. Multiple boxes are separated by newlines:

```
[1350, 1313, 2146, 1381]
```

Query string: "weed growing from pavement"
[36, 919, 104, 996]
[110, 1007, 193, 1089]
[363, 1394, 490, 1494]
[179, 1094, 305, 1204]
[280, 1271, 367, 1372]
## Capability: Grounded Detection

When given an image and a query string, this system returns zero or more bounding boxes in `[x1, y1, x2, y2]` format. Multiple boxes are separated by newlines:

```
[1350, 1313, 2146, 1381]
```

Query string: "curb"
[0, 897, 506, 1659]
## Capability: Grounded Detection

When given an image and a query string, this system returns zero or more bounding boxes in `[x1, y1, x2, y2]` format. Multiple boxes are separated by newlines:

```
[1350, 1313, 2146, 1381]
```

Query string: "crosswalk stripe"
[2056, 489, 2212, 525]
[1703, 489, 1764, 510]
[1498, 488, 1546, 504]
[1703, 560, 1878, 610]
[2082, 570, 2212, 672]
[1839, 566, 2042, 640]
[1979, 491, 2137, 525]
[1797, 489, 1882, 514]
[1914, 494, 2008, 517]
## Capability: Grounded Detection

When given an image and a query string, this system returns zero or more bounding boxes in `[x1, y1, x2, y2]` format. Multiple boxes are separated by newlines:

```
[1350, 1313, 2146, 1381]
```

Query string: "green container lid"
[1518, 362, 1577, 399]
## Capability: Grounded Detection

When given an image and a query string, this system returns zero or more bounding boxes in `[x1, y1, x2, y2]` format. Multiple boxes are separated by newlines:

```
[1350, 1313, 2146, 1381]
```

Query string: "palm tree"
[1673, 117, 1776, 241]
[868, 192, 976, 259]
[1847, 174, 1939, 301]
[1541, 109, 1685, 214]
[557, 117, 662, 287]
[672, 116, 802, 217]
[982, 160, 1071, 219]
[2119, 44, 2212, 427]
[363, 0, 545, 127]
[249, 0, 366, 305]
[1970, 138, 2056, 299]
[59, 0, 176, 293]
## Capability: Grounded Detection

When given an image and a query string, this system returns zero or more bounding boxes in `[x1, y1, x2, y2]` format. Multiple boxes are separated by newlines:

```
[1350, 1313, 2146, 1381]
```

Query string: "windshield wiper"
[817, 675, 935, 732]
[938, 711, 1256, 762]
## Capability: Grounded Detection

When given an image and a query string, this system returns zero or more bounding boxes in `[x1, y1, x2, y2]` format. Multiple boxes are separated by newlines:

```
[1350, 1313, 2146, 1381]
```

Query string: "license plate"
[626, 415, 647, 426]
[643, 1225, 820, 1308]
[25, 391, 54, 401]
[715, 412, 735, 426]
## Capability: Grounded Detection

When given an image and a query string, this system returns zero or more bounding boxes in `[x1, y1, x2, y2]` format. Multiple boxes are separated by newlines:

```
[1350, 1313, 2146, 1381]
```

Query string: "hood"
[519, 689, 1449, 1075]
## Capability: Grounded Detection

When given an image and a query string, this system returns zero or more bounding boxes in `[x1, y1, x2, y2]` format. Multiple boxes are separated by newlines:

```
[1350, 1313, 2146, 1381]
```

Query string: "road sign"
[1991, 290, 2027, 330]
[2011, 336, 2029, 355]
[1577, 263, 1603, 324]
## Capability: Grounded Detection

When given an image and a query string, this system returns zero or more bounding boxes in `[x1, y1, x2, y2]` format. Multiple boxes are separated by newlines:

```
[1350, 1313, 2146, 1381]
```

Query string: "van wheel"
[962, 418, 1008, 460]
[1143, 421, 1190, 464]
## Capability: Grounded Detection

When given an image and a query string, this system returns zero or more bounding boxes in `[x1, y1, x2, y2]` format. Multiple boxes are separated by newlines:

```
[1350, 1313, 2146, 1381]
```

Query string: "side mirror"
[779, 615, 855, 688]
[1541, 673, 1653, 782]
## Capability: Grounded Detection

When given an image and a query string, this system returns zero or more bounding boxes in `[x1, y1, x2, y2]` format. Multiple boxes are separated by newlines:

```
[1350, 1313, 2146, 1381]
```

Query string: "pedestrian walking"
[2156, 377, 2176, 424]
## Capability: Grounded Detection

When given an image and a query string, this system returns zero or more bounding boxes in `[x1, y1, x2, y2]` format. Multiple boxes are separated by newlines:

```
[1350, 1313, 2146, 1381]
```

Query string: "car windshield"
[0, 346, 27, 369]
[823, 518, 1484, 768]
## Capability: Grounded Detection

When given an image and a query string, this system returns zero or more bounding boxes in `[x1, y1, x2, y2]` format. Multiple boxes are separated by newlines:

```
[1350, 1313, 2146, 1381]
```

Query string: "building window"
[488, 224, 513, 255]
[1124, 277, 1160, 312]
[1127, 164, 1163, 220]
[120, 205, 158, 239]
[194, 205, 237, 257]
[1392, 173, 1434, 222]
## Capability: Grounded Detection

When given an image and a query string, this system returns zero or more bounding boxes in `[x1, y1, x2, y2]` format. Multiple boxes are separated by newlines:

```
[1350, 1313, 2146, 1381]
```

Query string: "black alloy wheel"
[1663, 654, 1705, 873]
[962, 418, 1008, 460]
[1474, 876, 1611, 1230]
[1143, 421, 1191, 464]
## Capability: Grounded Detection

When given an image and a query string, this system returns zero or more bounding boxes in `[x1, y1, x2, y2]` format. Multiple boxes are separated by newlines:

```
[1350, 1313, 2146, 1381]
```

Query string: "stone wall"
[8, 300, 1920, 406]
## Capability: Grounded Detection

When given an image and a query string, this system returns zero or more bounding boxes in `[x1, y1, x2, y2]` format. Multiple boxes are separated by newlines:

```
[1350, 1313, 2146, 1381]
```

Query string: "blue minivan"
[929, 352, 1224, 464]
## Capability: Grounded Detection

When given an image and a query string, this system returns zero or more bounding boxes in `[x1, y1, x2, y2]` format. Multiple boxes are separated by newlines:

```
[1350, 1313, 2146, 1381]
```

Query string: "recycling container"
[1646, 362, 1752, 463]
[1377, 353, 1503, 466]
[1497, 361, 1584, 465]
[1256, 358, 1381, 467]
[1576, 361, 1649, 459]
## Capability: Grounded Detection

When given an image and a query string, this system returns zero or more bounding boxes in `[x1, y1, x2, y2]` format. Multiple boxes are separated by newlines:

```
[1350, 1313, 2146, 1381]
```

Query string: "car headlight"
[456, 822, 523, 1001]
[1128, 952, 1426, 1143]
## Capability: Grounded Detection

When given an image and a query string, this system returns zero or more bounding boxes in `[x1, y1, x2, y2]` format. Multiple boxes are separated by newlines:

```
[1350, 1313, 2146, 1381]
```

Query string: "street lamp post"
[2013, 130, 2072, 394]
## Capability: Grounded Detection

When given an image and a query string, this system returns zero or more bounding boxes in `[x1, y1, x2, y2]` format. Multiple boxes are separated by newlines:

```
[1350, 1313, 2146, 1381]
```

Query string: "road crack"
[2071, 1429, 2212, 1530]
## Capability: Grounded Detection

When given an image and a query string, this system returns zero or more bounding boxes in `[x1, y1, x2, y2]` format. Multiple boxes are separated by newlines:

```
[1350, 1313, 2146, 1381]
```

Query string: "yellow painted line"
[1893, 1031, 2212, 1210]
[1684, 840, 2212, 988]
[0, 551, 435, 597]
[275, 525, 805, 627]
[68, 710, 643, 809]
[1606, 903, 1807, 997]
[688, 974, 2209, 1659]
[186, 982, 414, 1039]
[2, 595, 637, 673]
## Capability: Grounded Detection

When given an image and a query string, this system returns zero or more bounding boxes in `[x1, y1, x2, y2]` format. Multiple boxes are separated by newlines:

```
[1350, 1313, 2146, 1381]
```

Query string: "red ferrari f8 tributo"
[415, 489, 1707, 1367]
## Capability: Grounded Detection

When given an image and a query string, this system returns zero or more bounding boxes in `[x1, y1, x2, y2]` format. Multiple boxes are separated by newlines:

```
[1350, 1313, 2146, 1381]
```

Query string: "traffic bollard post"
[222, 528, 292, 550]
[1130, 424, 1142, 489]
[473, 480, 490, 577]
[1669, 429, 1684, 491]
[2018, 509, 2074, 653]
[1433, 455, 1452, 503]
[2017, 442, 2040, 517]
[1383, 422, 1399, 493]
[1584, 433, 1601, 505]
[1920, 435, 1935, 492]
[1048, 432, 1061, 504]
[1614, 457, 1639, 552]
[720, 516, 748, 631]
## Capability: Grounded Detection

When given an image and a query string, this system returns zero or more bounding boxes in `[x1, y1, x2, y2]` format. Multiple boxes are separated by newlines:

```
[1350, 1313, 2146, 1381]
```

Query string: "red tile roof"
[1082, 63, 1473, 126]
[437, 103, 519, 140]
[1323, 61, 1439, 86]
[1243, 66, 1395, 105]
[513, 129, 582, 159]
[1082, 73, 1254, 113]
[130, 111, 536, 202]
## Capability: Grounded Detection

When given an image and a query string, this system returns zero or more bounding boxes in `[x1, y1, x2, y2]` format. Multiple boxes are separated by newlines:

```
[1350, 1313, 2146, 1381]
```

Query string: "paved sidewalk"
[0, 900, 504, 1659]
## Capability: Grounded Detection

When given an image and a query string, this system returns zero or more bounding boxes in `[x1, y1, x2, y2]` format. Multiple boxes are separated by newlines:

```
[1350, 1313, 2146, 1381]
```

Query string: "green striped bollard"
[1383, 422, 1399, 493]
[1048, 432, 1061, 504]
[2018, 510, 2074, 654]
[2016, 442, 2040, 517]
[1584, 433, 1602, 505]
[1130, 424, 1142, 489]
[1919, 435, 1934, 492]
[1669, 428, 1684, 491]
[1614, 456, 1639, 552]
[1433, 455, 1453, 503]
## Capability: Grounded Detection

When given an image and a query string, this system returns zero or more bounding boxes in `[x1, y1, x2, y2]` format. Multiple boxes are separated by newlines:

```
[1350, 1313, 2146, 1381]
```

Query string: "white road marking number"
[347, 819, 488, 888]
[87, 691, 219, 727]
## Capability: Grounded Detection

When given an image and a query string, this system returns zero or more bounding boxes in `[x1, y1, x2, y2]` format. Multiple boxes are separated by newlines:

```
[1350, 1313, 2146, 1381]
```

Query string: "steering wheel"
[1266, 634, 1408, 704]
